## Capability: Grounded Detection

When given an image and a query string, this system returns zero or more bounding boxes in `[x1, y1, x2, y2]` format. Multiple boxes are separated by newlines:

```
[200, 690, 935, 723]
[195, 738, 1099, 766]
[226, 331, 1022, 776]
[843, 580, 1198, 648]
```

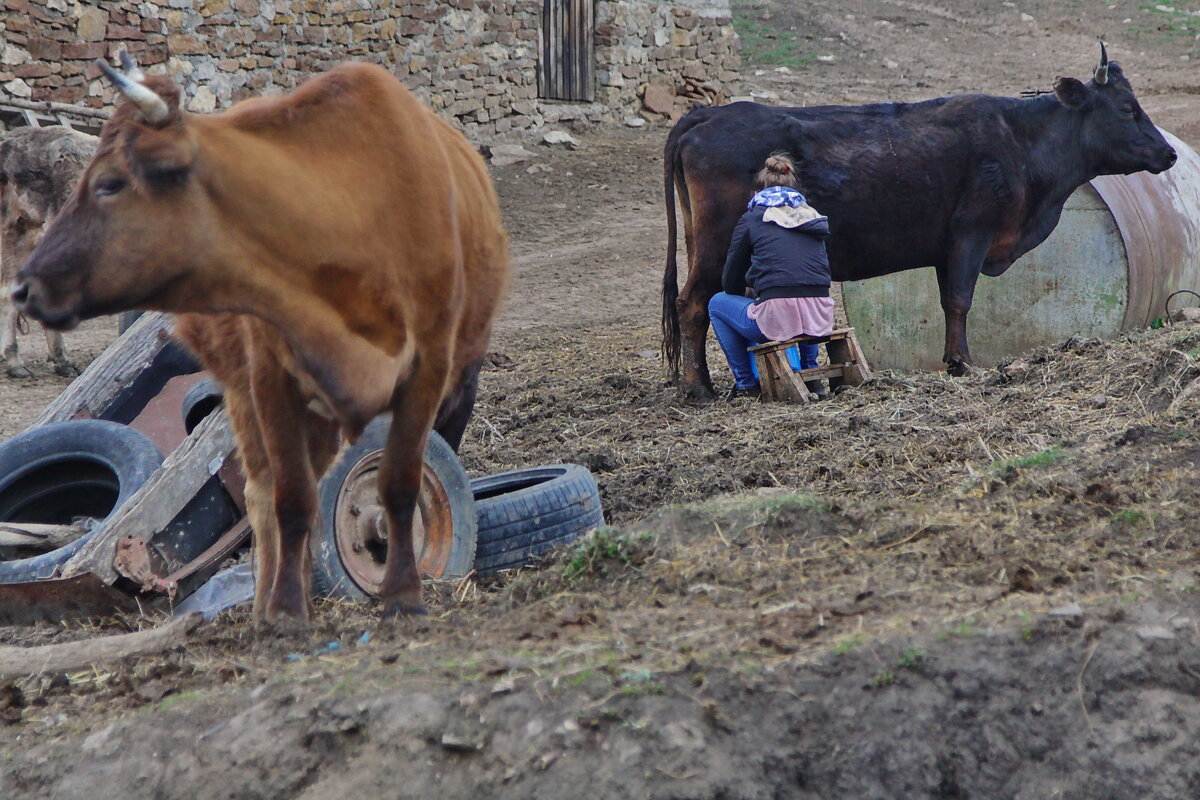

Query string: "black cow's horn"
[1095, 40, 1109, 85]
[96, 51, 169, 124]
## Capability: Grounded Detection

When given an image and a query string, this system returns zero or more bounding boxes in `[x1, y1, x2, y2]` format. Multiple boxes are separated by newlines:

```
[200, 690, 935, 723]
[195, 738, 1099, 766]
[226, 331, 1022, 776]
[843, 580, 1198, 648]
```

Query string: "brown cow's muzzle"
[10, 276, 80, 331]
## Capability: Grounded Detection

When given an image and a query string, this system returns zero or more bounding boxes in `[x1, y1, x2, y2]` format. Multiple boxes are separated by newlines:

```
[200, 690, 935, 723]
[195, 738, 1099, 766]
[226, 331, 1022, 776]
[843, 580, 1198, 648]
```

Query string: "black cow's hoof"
[52, 361, 81, 378]
[682, 383, 717, 404]
[5, 363, 33, 379]
[945, 360, 976, 378]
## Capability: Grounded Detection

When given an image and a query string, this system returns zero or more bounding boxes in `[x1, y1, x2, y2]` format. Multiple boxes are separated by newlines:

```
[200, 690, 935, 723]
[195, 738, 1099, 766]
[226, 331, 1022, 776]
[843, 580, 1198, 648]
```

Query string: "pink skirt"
[747, 296, 835, 342]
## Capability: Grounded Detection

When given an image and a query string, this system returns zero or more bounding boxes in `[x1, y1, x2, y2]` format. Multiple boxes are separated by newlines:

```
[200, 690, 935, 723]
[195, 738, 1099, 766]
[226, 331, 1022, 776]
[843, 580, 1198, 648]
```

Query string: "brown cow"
[11, 56, 510, 623]
[0, 126, 97, 378]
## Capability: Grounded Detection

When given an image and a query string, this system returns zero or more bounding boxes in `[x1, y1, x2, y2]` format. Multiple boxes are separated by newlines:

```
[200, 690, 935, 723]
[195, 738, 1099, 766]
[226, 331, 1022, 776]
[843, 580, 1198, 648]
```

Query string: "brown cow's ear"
[1054, 76, 1090, 109]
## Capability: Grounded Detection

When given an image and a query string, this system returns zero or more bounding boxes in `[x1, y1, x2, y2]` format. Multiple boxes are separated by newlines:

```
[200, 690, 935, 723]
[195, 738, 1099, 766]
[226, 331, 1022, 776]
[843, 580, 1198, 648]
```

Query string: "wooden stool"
[748, 327, 872, 403]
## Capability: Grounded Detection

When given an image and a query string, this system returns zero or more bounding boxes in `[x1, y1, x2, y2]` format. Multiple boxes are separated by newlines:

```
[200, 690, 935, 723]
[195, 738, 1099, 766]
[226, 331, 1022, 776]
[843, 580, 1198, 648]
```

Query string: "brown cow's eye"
[95, 177, 126, 197]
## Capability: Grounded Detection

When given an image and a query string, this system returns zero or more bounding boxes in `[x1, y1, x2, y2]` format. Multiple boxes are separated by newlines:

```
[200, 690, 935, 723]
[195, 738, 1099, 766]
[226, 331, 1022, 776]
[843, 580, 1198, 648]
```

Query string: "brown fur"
[15, 63, 510, 623]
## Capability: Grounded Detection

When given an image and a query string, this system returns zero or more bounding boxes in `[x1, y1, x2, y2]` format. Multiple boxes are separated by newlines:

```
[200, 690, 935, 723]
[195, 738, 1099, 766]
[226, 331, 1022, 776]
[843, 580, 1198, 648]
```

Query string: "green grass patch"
[1111, 508, 1146, 526]
[990, 446, 1068, 474]
[731, 9, 815, 68]
[1129, 2, 1200, 45]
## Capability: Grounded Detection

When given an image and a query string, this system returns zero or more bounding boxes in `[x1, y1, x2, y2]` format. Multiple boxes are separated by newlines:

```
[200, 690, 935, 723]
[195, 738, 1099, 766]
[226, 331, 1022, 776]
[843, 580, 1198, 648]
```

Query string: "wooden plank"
[0, 523, 89, 552]
[31, 312, 174, 429]
[795, 364, 854, 381]
[61, 409, 237, 584]
[2, 98, 112, 121]
[582, 0, 594, 101]
[0, 614, 202, 680]
[749, 328, 853, 353]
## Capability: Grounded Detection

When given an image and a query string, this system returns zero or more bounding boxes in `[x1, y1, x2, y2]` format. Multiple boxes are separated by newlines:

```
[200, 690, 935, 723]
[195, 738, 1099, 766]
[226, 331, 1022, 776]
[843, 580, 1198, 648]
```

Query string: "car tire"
[471, 464, 604, 576]
[181, 377, 225, 434]
[117, 311, 143, 335]
[311, 419, 476, 600]
[0, 421, 164, 583]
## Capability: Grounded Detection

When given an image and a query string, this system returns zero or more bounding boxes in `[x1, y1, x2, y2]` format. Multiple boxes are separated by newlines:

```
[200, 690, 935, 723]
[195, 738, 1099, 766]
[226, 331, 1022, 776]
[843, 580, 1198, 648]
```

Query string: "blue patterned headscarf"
[747, 186, 807, 210]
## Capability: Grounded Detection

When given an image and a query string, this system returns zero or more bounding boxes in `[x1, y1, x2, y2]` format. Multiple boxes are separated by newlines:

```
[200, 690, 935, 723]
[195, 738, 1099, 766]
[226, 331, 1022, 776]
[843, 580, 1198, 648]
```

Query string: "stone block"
[1, 45, 30, 66]
[13, 62, 51, 79]
[108, 25, 147, 40]
[26, 36, 62, 60]
[61, 41, 107, 61]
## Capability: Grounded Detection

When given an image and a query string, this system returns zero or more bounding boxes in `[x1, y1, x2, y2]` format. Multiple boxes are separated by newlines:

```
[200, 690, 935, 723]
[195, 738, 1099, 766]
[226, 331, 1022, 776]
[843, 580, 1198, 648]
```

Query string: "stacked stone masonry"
[1, 0, 738, 141]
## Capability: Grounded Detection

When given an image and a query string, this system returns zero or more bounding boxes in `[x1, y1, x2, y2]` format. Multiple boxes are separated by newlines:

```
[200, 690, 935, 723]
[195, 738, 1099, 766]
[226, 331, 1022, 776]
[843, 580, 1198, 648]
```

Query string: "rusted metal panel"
[0, 574, 135, 626]
[539, 0, 594, 102]
[843, 129, 1200, 371]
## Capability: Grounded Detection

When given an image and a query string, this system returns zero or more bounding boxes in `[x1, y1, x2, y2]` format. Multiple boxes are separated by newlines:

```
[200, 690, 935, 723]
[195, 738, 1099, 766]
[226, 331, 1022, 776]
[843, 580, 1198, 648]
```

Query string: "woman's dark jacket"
[721, 207, 831, 300]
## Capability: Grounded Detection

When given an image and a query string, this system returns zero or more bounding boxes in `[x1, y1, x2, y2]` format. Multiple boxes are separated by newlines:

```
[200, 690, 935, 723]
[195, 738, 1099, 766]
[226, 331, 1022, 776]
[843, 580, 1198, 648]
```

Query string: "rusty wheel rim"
[333, 451, 457, 595]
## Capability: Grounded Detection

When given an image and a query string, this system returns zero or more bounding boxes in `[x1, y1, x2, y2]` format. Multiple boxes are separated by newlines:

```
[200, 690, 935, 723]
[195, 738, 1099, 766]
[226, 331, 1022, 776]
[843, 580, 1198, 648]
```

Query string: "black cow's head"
[1054, 43, 1176, 176]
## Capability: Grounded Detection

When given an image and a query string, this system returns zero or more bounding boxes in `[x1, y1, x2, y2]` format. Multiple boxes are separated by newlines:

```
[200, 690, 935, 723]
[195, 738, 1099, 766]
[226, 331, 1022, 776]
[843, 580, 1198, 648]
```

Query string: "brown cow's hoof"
[380, 601, 429, 619]
[5, 364, 34, 379]
[254, 615, 312, 636]
[52, 361, 81, 377]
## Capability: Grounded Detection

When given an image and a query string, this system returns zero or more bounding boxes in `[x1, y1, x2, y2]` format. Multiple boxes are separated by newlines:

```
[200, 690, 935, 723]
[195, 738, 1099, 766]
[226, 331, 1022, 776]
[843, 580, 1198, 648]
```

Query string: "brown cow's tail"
[662, 123, 685, 384]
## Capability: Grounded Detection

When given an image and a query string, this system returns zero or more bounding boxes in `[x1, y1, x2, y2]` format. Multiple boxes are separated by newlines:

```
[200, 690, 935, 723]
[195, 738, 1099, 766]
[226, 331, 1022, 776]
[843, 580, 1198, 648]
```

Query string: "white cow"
[0, 126, 98, 377]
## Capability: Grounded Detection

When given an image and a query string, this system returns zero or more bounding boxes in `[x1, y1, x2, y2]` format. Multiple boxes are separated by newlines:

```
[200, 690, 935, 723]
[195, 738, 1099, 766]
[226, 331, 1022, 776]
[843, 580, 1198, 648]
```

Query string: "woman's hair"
[754, 152, 799, 191]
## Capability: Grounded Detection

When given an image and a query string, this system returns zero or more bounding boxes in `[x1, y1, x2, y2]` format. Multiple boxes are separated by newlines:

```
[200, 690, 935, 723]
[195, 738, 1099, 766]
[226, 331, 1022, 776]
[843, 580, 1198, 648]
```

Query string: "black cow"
[662, 45, 1176, 399]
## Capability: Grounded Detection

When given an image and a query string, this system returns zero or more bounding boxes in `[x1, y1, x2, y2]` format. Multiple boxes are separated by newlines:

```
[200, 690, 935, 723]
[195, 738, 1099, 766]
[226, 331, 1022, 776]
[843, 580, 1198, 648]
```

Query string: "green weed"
[950, 619, 977, 637]
[832, 633, 864, 657]
[564, 528, 653, 581]
[869, 670, 897, 688]
[896, 647, 928, 671]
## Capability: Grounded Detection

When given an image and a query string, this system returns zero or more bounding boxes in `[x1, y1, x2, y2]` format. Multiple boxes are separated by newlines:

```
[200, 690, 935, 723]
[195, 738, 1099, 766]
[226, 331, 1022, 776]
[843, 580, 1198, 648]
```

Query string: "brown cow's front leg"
[249, 361, 322, 623]
[936, 236, 990, 376]
[376, 354, 448, 618]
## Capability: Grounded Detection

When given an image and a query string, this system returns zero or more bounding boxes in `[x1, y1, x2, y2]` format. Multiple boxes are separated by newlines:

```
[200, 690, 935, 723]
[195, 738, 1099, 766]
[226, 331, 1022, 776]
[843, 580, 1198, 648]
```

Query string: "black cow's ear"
[1054, 76, 1090, 109]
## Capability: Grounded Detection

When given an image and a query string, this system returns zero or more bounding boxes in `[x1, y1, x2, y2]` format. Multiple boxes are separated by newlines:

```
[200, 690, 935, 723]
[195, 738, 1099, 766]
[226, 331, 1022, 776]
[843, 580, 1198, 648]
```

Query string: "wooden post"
[31, 312, 174, 429]
[0, 524, 89, 552]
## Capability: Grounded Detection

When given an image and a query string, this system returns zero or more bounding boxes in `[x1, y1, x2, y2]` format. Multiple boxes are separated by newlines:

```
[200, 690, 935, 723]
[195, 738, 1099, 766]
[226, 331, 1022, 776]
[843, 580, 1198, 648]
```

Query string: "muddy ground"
[4, 1, 1200, 797]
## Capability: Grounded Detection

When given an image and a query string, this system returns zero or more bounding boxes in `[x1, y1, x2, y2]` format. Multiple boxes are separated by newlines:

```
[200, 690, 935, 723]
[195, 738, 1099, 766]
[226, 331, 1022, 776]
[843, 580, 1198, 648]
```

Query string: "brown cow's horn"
[96, 55, 169, 125]
[1095, 40, 1109, 85]
[118, 49, 145, 82]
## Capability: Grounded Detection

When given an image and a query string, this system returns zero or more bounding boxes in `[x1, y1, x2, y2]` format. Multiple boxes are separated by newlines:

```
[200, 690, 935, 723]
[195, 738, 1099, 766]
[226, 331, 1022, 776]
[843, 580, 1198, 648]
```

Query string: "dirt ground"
[5, 1, 1200, 797]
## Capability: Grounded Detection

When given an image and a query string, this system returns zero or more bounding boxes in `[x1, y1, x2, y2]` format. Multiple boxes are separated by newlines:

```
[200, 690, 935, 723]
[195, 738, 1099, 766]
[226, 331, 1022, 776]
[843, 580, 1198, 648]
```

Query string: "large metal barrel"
[841, 129, 1200, 371]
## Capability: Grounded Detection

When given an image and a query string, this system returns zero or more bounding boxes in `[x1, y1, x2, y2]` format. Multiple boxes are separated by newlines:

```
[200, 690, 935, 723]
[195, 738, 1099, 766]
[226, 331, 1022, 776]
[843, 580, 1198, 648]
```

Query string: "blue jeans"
[708, 292, 818, 389]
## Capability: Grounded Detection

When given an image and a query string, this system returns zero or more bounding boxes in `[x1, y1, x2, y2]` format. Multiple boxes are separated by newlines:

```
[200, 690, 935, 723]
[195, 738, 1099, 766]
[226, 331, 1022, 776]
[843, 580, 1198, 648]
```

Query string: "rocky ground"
[3, 1, 1200, 797]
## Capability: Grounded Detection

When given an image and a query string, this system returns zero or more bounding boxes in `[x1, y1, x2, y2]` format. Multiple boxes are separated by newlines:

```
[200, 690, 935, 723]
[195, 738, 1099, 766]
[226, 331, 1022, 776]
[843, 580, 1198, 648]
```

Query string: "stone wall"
[0, 0, 738, 141]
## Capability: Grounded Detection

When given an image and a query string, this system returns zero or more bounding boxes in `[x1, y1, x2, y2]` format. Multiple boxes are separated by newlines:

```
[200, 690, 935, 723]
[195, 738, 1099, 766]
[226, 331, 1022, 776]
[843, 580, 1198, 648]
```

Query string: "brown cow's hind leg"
[432, 358, 482, 453]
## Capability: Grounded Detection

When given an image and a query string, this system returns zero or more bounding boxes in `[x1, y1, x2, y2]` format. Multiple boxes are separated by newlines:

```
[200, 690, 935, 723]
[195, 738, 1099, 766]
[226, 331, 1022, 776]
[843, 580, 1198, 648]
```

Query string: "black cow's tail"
[662, 121, 686, 384]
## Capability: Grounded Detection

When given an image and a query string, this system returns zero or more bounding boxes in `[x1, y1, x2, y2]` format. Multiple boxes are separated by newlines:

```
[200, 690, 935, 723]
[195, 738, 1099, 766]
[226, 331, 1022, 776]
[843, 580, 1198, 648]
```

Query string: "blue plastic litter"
[357, 631, 371, 645]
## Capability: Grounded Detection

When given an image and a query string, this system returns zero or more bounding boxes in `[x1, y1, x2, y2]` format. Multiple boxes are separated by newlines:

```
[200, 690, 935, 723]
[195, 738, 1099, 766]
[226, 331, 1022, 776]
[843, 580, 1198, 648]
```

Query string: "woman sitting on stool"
[708, 152, 835, 399]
